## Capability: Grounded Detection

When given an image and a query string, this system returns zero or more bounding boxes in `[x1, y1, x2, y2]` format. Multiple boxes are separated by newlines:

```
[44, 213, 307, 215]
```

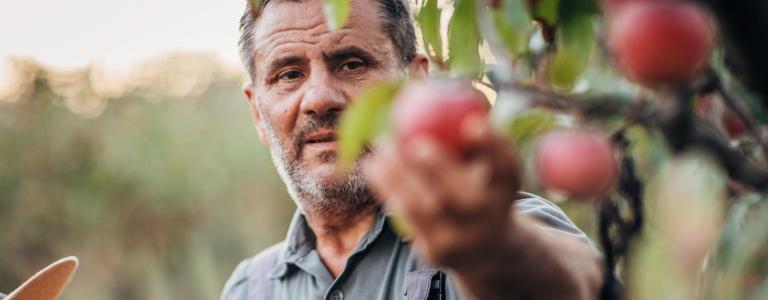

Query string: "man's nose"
[300, 73, 347, 116]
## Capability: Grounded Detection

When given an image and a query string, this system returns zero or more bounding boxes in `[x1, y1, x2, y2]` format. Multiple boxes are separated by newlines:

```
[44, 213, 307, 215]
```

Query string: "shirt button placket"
[329, 289, 344, 300]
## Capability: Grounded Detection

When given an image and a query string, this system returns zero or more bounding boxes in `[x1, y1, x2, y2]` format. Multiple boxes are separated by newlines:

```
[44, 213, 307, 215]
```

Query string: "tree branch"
[498, 83, 768, 193]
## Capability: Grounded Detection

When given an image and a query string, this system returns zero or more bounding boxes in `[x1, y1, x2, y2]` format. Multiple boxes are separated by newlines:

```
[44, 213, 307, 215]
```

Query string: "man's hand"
[365, 114, 521, 270]
[365, 115, 603, 299]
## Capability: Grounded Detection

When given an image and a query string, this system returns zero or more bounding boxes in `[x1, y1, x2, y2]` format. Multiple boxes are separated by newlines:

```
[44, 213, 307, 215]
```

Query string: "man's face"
[245, 0, 416, 215]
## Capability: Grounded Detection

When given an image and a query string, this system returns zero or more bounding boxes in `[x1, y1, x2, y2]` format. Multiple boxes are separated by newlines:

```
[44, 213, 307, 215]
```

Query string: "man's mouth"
[303, 131, 338, 146]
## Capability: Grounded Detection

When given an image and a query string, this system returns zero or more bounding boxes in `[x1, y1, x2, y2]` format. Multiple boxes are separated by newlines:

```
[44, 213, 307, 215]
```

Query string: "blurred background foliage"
[0, 54, 297, 299]
[0, 51, 596, 299]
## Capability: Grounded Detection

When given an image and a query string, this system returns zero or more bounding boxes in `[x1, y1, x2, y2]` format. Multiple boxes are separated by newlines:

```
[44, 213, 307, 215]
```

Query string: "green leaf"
[546, 13, 594, 89]
[558, 0, 600, 16]
[323, 0, 349, 31]
[625, 126, 669, 182]
[531, 0, 559, 24]
[634, 153, 727, 300]
[417, 0, 443, 61]
[492, 0, 532, 58]
[388, 214, 412, 237]
[502, 108, 559, 146]
[714, 194, 760, 269]
[630, 234, 694, 300]
[338, 81, 402, 169]
[448, 0, 483, 78]
[702, 195, 768, 300]
[249, 0, 261, 10]
[500, 0, 529, 27]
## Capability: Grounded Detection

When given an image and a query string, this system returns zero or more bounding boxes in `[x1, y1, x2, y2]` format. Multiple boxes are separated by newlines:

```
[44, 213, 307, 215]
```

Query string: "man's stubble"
[261, 108, 379, 219]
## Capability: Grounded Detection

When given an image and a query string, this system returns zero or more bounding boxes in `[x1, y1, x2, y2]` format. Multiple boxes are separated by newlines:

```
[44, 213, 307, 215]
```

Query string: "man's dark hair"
[238, 0, 417, 81]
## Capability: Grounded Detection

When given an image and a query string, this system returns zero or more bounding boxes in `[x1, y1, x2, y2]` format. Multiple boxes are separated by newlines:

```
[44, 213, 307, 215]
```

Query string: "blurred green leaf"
[634, 152, 727, 300]
[626, 126, 670, 182]
[338, 81, 402, 168]
[500, 0, 529, 27]
[531, 0, 559, 24]
[546, 13, 594, 89]
[559, 0, 600, 16]
[250, 0, 261, 10]
[417, 0, 443, 61]
[388, 214, 412, 237]
[448, 0, 483, 78]
[630, 233, 693, 300]
[323, 0, 349, 31]
[502, 108, 559, 146]
[715, 194, 760, 269]
[703, 194, 768, 300]
[492, 0, 531, 58]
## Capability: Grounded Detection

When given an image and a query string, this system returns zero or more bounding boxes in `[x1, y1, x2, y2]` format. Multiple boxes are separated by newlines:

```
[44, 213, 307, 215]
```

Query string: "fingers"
[366, 114, 521, 223]
[401, 136, 468, 196]
[364, 115, 523, 268]
[402, 136, 494, 212]
[461, 114, 522, 193]
[365, 142, 442, 229]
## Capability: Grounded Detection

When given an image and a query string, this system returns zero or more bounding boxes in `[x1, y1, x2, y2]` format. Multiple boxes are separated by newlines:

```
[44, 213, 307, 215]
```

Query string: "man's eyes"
[278, 70, 304, 81]
[270, 58, 368, 85]
[340, 60, 365, 72]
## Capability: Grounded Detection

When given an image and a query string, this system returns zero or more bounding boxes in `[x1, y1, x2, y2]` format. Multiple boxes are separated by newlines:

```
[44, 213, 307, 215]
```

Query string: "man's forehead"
[251, 0, 391, 63]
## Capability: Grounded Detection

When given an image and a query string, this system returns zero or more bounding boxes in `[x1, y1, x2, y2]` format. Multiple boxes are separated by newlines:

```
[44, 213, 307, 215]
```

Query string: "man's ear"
[244, 82, 269, 145]
[407, 54, 429, 80]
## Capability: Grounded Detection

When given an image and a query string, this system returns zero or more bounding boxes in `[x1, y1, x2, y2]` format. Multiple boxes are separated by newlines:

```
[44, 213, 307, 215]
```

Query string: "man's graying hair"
[238, 0, 417, 81]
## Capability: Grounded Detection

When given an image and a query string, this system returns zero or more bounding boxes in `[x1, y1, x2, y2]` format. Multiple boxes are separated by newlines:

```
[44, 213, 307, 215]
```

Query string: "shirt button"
[329, 289, 344, 300]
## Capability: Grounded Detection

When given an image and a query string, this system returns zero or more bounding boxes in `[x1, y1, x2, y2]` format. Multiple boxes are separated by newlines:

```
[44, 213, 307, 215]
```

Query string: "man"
[221, 0, 604, 298]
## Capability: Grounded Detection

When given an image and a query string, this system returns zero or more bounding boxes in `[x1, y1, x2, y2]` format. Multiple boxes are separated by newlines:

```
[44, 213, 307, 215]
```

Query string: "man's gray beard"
[264, 122, 378, 219]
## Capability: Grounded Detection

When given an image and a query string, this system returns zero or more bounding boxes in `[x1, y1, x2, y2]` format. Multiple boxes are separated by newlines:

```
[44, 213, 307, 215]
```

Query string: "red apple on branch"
[535, 130, 618, 199]
[607, 1, 715, 85]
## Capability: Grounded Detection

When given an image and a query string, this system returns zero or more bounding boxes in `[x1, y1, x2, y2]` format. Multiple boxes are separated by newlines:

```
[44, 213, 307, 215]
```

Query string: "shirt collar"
[269, 208, 389, 279]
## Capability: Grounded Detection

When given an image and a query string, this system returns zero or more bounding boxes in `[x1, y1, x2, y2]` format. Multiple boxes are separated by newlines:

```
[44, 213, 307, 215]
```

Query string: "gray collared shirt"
[221, 192, 590, 300]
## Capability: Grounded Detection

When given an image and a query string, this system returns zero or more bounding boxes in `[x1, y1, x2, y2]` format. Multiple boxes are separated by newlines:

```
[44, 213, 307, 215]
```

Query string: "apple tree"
[321, 0, 768, 298]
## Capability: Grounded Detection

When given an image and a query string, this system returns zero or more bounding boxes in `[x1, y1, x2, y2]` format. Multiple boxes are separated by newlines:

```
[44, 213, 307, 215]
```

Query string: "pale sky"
[0, 0, 245, 80]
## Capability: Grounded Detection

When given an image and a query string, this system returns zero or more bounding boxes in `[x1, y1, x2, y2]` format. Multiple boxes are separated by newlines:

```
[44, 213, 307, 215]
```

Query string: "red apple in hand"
[608, 1, 715, 85]
[393, 80, 490, 152]
[535, 130, 618, 199]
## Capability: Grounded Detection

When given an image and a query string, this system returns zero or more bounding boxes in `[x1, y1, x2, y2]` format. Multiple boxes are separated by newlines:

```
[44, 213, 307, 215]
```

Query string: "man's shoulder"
[514, 192, 591, 242]
[220, 242, 285, 300]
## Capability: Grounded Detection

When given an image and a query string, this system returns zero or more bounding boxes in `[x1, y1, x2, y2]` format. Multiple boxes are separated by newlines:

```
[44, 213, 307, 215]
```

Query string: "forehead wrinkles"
[256, 21, 327, 53]
[251, 0, 395, 61]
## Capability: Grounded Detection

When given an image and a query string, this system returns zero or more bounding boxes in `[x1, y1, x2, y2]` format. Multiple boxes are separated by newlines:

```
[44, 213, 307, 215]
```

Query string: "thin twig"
[703, 69, 768, 160]
[499, 81, 655, 123]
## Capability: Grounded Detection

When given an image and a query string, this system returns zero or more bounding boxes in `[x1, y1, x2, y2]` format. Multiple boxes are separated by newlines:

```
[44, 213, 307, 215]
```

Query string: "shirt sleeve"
[514, 192, 592, 244]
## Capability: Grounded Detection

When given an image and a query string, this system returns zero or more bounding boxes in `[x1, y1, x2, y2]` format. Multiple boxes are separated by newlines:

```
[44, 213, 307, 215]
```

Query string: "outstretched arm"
[366, 115, 602, 299]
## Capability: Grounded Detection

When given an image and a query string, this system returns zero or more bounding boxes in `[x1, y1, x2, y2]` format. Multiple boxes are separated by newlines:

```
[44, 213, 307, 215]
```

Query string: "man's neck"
[304, 205, 378, 278]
